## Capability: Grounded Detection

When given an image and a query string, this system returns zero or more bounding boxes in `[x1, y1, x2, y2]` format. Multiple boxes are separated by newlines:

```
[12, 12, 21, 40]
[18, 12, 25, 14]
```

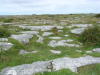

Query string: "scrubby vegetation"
[0, 26, 11, 37]
[95, 14, 100, 18]
[78, 25, 100, 46]
[0, 18, 14, 22]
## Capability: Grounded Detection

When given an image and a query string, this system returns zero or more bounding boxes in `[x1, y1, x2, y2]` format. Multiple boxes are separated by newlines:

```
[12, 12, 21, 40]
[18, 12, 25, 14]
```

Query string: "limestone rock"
[93, 48, 100, 52]
[19, 50, 38, 55]
[0, 38, 8, 42]
[11, 34, 33, 44]
[48, 40, 79, 47]
[0, 56, 100, 75]
[71, 28, 85, 34]
[42, 32, 53, 36]
[0, 42, 13, 51]
[50, 50, 61, 54]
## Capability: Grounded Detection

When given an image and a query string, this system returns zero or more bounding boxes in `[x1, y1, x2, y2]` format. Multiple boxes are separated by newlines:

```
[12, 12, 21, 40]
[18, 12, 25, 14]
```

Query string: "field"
[0, 14, 100, 75]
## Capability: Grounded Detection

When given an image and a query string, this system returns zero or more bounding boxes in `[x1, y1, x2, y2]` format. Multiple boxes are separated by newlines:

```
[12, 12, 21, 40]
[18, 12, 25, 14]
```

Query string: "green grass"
[0, 14, 100, 74]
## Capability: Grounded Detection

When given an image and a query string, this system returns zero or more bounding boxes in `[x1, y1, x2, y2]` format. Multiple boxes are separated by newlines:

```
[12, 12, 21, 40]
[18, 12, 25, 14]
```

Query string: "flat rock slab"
[21, 31, 39, 35]
[0, 56, 100, 75]
[11, 34, 33, 44]
[42, 32, 53, 36]
[50, 50, 61, 54]
[0, 38, 8, 42]
[19, 26, 63, 31]
[64, 35, 69, 37]
[0, 42, 13, 51]
[71, 28, 85, 34]
[49, 37, 62, 39]
[48, 40, 79, 47]
[19, 50, 38, 55]
[71, 24, 92, 28]
[93, 48, 100, 52]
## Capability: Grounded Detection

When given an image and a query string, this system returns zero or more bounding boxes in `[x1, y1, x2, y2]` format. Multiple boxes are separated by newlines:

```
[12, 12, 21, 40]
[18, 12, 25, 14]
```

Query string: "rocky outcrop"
[0, 56, 100, 75]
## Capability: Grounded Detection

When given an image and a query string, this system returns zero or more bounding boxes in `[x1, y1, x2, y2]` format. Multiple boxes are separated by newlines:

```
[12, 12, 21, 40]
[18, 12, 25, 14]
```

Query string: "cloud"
[0, 0, 100, 15]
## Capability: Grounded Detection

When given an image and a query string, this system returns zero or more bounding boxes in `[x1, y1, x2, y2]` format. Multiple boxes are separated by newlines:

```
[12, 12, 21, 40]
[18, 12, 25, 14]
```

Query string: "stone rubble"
[0, 56, 100, 75]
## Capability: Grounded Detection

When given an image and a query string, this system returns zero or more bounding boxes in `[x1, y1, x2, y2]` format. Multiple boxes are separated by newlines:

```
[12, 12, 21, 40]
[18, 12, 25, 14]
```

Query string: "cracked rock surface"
[0, 56, 100, 75]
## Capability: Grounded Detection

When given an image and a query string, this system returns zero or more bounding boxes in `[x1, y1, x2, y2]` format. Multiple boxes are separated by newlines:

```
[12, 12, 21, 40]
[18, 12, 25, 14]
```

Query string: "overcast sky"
[0, 0, 100, 15]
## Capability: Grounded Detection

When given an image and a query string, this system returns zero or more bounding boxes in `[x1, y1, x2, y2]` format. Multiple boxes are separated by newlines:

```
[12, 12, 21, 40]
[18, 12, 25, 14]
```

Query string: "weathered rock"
[0, 42, 13, 51]
[42, 32, 53, 36]
[49, 37, 62, 40]
[64, 35, 69, 37]
[52, 56, 100, 72]
[71, 28, 85, 34]
[19, 26, 63, 31]
[93, 48, 100, 52]
[19, 50, 38, 55]
[11, 34, 33, 44]
[21, 31, 39, 35]
[0, 56, 100, 75]
[86, 51, 93, 53]
[48, 40, 79, 47]
[0, 38, 8, 42]
[50, 50, 61, 54]
[71, 24, 92, 28]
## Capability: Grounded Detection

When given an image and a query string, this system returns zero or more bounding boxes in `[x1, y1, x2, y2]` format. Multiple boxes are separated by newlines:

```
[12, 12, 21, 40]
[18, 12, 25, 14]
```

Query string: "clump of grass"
[78, 25, 100, 46]
[0, 26, 11, 38]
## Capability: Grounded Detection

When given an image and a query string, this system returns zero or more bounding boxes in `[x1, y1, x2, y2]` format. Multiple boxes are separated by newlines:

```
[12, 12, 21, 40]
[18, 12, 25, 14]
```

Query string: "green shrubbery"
[0, 26, 11, 37]
[95, 14, 100, 18]
[78, 25, 100, 46]
[0, 18, 13, 22]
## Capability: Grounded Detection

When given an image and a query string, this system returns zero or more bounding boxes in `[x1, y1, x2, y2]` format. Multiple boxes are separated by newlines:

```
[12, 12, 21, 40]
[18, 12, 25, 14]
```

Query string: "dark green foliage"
[51, 27, 59, 35]
[95, 14, 100, 18]
[0, 26, 11, 37]
[0, 18, 13, 22]
[78, 25, 100, 46]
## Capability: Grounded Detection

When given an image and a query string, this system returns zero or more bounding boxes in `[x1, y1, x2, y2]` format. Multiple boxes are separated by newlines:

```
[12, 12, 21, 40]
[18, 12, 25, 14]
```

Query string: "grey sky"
[0, 0, 100, 15]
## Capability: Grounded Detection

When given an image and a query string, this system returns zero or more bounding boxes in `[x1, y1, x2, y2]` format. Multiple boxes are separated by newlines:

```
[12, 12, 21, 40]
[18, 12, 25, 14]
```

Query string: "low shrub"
[0, 26, 11, 38]
[78, 25, 100, 46]
[95, 14, 100, 18]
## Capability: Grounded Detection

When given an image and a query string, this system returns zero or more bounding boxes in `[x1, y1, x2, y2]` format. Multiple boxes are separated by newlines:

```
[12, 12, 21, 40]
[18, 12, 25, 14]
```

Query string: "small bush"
[78, 25, 100, 46]
[0, 26, 11, 38]
[95, 14, 100, 18]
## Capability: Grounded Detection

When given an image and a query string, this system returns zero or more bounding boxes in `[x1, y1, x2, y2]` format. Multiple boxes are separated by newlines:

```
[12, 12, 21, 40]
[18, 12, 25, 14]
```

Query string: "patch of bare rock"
[0, 56, 100, 75]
